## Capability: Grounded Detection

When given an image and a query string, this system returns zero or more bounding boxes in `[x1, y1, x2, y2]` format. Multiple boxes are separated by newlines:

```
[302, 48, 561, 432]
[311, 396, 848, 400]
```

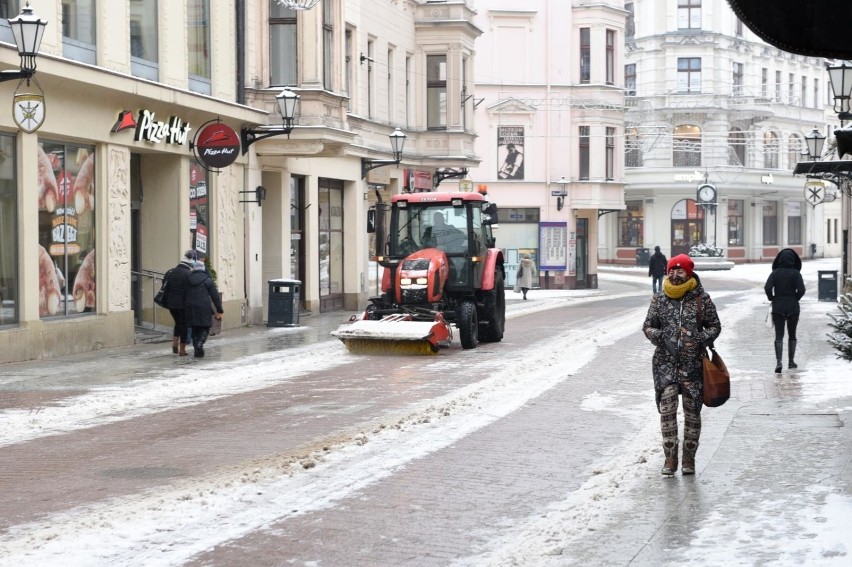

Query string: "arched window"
[728, 128, 746, 166]
[763, 131, 779, 169]
[787, 134, 804, 167]
[625, 127, 643, 167]
[673, 125, 701, 167]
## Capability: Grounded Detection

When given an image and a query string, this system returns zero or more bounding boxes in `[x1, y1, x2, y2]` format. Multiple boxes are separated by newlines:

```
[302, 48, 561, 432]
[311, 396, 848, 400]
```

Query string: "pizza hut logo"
[193, 122, 240, 169]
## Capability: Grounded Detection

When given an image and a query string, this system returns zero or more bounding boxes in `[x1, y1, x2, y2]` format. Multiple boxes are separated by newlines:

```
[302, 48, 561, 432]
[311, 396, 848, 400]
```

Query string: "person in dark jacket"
[764, 248, 805, 373]
[643, 254, 721, 476]
[163, 250, 195, 356]
[648, 245, 668, 293]
[185, 260, 224, 358]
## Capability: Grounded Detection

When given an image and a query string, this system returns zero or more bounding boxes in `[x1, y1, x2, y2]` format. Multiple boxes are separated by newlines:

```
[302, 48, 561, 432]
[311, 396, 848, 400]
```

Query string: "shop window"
[188, 0, 211, 94]
[270, 1, 298, 86]
[62, 0, 97, 65]
[787, 201, 802, 245]
[322, 0, 335, 90]
[618, 201, 644, 247]
[727, 199, 744, 246]
[499, 208, 540, 224]
[764, 131, 779, 169]
[729, 128, 746, 166]
[678, 0, 701, 29]
[625, 63, 636, 96]
[579, 28, 590, 83]
[677, 57, 701, 93]
[788, 134, 803, 168]
[673, 124, 701, 167]
[762, 201, 778, 245]
[605, 127, 615, 180]
[606, 29, 615, 85]
[625, 127, 643, 167]
[189, 163, 210, 259]
[579, 126, 590, 180]
[427, 55, 447, 129]
[0, 134, 17, 325]
[130, 0, 159, 81]
[38, 142, 96, 319]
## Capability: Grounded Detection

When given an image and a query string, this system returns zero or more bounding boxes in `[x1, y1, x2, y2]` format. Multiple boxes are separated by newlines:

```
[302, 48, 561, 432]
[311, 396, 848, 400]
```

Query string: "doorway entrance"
[319, 178, 344, 312]
[575, 218, 588, 289]
[670, 199, 705, 257]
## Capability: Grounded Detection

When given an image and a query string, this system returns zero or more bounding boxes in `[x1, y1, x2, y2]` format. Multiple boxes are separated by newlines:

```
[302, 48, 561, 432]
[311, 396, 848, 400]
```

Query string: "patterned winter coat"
[642, 274, 721, 411]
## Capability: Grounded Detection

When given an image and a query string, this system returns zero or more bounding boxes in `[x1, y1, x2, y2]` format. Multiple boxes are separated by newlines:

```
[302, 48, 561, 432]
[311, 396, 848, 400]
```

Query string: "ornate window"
[673, 125, 701, 167]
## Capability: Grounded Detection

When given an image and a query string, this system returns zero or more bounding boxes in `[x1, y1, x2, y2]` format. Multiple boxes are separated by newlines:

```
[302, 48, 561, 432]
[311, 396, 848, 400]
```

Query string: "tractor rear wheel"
[479, 269, 505, 342]
[458, 300, 479, 349]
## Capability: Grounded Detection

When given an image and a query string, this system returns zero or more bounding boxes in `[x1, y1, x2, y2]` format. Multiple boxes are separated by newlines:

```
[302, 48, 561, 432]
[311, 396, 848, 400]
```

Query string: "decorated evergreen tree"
[827, 292, 852, 361]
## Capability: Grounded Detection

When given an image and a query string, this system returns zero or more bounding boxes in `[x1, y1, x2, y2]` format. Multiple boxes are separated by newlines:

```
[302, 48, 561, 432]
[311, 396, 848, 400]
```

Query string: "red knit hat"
[667, 254, 694, 277]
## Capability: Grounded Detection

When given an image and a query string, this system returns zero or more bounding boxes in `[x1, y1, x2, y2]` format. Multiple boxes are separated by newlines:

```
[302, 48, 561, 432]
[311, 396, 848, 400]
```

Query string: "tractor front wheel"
[458, 300, 479, 349]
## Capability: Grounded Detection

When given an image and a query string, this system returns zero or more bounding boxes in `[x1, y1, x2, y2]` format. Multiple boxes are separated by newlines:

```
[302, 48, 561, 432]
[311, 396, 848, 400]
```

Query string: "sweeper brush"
[331, 315, 452, 355]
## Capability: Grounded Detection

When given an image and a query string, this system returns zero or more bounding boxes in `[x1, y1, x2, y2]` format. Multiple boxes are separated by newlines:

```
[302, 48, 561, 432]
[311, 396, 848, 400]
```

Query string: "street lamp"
[827, 62, 852, 122]
[804, 127, 826, 160]
[361, 128, 407, 178]
[240, 87, 301, 154]
[551, 176, 568, 211]
[1, 3, 48, 85]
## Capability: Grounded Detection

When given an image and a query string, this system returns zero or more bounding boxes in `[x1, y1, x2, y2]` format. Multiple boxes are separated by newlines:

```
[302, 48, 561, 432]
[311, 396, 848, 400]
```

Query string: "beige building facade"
[0, 0, 483, 363]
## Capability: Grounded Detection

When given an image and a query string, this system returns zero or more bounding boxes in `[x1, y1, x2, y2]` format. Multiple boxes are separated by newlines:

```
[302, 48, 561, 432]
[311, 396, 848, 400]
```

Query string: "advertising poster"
[189, 162, 209, 259]
[497, 126, 525, 180]
[539, 222, 568, 271]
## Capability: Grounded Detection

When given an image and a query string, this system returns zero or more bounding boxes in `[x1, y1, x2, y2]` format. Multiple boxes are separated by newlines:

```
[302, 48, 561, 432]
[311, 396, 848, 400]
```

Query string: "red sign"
[406, 169, 433, 192]
[194, 122, 240, 169]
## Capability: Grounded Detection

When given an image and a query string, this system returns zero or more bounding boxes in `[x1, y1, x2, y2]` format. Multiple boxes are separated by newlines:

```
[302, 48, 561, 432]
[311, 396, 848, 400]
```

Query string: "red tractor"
[332, 189, 505, 354]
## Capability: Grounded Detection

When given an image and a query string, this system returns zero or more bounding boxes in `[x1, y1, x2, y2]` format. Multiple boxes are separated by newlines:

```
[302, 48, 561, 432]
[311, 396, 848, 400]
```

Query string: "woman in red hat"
[643, 254, 722, 476]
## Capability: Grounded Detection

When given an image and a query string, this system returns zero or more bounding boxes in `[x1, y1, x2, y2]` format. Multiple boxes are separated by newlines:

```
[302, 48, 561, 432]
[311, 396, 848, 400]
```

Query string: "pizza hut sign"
[111, 109, 192, 146]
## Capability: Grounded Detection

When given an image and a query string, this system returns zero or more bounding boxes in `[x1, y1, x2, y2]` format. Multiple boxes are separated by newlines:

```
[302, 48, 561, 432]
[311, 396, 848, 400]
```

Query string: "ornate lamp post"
[361, 128, 407, 178]
[241, 87, 301, 154]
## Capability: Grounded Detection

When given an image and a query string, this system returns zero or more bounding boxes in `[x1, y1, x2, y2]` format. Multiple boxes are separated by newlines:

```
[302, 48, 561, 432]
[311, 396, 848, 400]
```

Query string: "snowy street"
[0, 259, 850, 566]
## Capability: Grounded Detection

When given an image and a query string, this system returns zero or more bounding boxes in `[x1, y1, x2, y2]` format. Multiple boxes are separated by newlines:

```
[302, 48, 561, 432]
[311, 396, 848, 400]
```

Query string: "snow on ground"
[0, 257, 849, 565]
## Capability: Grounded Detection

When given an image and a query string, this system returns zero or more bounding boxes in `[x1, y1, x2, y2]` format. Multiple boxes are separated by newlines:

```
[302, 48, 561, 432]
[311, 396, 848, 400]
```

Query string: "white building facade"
[607, 0, 840, 266]
[467, 0, 627, 289]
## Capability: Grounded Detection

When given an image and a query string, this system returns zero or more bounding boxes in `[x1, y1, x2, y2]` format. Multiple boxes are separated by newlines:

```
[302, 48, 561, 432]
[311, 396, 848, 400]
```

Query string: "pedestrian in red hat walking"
[642, 254, 722, 476]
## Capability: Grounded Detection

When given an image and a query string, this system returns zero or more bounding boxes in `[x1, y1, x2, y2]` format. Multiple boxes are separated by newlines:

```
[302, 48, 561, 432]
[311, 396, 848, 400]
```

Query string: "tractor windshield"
[391, 203, 472, 257]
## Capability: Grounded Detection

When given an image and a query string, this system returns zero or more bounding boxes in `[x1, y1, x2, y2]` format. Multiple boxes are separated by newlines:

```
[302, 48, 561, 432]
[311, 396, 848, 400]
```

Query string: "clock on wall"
[696, 183, 717, 204]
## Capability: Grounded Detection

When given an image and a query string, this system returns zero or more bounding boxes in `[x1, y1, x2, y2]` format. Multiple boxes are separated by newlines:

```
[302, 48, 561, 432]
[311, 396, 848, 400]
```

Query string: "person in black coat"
[764, 248, 806, 373]
[163, 250, 195, 356]
[648, 245, 668, 293]
[185, 261, 224, 358]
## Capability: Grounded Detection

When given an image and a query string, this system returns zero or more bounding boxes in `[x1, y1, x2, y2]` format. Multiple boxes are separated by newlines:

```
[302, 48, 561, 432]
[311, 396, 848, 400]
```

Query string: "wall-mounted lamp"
[240, 185, 267, 207]
[1, 3, 47, 85]
[241, 88, 301, 154]
[361, 128, 407, 179]
[551, 176, 568, 211]
[804, 127, 826, 160]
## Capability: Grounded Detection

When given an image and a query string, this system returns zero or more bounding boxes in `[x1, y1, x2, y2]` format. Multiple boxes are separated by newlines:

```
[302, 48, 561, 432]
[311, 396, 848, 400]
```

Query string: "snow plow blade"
[331, 315, 451, 355]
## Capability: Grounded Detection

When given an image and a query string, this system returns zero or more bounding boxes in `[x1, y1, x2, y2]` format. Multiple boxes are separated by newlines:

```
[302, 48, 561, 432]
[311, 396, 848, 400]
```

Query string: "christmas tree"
[828, 292, 852, 361]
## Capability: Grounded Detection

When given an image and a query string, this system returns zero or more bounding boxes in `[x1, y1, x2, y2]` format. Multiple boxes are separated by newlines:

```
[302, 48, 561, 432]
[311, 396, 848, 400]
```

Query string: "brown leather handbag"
[702, 347, 730, 407]
[696, 294, 730, 407]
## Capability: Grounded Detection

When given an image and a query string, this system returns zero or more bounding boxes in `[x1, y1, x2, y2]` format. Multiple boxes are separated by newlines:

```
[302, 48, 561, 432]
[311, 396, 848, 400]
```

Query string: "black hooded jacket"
[764, 248, 805, 315]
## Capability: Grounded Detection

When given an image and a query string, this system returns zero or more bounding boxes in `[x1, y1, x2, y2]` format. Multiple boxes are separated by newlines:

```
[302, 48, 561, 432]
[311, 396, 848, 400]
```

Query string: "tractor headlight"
[400, 278, 412, 285]
[415, 277, 427, 285]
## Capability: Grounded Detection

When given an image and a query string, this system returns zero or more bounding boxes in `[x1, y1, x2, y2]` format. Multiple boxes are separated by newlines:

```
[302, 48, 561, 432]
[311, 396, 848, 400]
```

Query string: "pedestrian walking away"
[643, 254, 721, 476]
[185, 260, 224, 358]
[764, 248, 806, 373]
[648, 245, 668, 294]
[514, 253, 537, 300]
[163, 250, 195, 356]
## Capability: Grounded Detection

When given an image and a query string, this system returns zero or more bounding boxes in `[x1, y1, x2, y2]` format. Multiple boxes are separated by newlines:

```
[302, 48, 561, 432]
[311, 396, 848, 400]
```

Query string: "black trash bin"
[268, 279, 301, 326]
[817, 270, 838, 302]
[636, 247, 650, 267]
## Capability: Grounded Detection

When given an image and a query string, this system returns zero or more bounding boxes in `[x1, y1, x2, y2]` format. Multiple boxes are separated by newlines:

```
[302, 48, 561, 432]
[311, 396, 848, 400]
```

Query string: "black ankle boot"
[788, 339, 797, 369]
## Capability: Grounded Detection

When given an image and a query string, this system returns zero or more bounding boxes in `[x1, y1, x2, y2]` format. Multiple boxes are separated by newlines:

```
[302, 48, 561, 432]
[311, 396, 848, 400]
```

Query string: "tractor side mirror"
[482, 202, 498, 225]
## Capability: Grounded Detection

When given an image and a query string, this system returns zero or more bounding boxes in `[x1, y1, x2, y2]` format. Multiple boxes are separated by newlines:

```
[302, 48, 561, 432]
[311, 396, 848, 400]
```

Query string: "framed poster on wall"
[539, 222, 567, 270]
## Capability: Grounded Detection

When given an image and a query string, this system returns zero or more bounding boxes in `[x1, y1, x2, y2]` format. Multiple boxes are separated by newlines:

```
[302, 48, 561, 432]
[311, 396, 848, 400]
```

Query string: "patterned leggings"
[660, 383, 701, 445]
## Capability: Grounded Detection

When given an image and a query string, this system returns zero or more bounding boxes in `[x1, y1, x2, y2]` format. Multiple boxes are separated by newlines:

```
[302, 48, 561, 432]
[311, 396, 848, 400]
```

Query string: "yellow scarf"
[663, 277, 697, 300]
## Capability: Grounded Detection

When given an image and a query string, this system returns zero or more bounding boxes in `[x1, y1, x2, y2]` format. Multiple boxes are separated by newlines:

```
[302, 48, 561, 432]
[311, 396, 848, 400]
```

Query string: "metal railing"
[131, 269, 167, 331]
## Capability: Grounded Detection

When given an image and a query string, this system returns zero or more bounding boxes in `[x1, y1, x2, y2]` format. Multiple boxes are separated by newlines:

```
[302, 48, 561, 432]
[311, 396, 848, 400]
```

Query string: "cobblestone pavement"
[0, 265, 850, 566]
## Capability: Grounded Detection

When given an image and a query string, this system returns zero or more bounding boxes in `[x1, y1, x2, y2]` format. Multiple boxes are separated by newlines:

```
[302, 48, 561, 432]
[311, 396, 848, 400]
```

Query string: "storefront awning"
[727, 0, 852, 59]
